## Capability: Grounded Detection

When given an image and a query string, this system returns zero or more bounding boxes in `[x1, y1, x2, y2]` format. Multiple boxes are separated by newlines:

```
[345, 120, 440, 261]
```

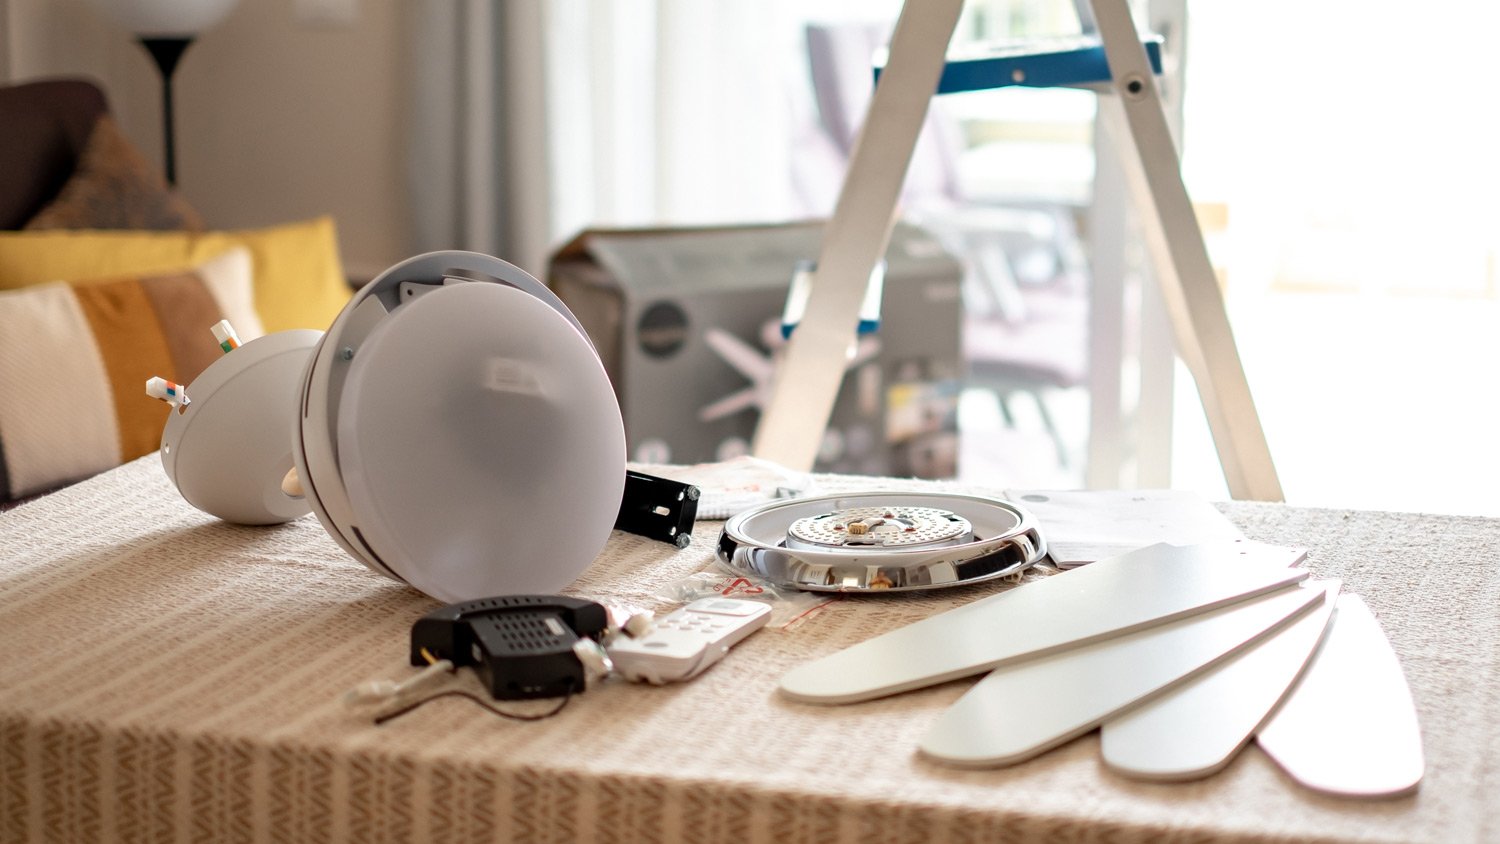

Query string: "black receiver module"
[410, 594, 610, 700]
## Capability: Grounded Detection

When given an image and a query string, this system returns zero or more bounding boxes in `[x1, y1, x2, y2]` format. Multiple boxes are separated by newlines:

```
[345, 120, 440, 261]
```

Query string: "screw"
[340, 347, 355, 361]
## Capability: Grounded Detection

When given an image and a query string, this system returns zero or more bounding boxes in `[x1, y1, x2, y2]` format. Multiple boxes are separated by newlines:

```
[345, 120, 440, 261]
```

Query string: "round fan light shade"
[293, 251, 627, 603]
[160, 330, 321, 525]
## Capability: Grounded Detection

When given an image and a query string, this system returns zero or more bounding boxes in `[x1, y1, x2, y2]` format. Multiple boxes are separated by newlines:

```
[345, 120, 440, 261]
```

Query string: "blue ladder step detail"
[876, 35, 1163, 94]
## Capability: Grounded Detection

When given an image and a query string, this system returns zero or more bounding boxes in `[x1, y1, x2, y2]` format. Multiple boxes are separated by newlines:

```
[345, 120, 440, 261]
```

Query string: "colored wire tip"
[210, 319, 241, 353]
[145, 376, 189, 408]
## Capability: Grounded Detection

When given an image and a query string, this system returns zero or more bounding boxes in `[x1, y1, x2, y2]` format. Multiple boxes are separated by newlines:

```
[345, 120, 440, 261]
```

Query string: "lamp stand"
[138, 36, 194, 185]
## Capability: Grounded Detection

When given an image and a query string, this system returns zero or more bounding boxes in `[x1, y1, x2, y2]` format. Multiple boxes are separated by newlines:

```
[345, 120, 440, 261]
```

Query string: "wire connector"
[343, 658, 454, 707]
[145, 376, 189, 408]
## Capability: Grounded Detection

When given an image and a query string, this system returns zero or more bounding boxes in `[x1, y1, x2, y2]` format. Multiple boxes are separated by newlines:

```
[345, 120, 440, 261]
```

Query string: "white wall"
[2, 0, 408, 277]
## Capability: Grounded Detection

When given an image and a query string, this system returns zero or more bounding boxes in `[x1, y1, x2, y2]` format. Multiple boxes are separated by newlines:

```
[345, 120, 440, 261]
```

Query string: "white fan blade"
[780, 541, 1308, 704]
[1256, 595, 1424, 798]
[920, 582, 1327, 768]
[1101, 580, 1339, 780]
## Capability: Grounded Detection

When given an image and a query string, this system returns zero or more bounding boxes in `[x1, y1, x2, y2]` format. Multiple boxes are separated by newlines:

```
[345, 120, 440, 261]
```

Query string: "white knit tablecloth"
[1, 456, 1496, 843]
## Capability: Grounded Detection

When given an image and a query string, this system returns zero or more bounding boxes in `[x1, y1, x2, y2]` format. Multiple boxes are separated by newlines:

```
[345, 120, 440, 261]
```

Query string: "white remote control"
[608, 598, 772, 684]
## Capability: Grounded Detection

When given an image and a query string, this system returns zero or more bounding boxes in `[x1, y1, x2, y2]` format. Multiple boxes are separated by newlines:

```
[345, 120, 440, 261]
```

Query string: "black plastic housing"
[616, 470, 700, 548]
[410, 594, 609, 700]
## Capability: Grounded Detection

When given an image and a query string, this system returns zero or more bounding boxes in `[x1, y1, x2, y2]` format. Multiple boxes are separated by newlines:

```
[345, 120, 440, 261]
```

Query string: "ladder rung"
[876, 35, 1163, 94]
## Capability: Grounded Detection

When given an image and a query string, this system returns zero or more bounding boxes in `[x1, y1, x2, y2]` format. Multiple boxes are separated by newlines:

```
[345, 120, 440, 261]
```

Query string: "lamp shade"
[85, 0, 239, 36]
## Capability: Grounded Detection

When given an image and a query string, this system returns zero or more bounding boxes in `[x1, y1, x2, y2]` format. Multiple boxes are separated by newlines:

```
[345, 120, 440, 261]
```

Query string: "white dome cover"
[293, 251, 626, 602]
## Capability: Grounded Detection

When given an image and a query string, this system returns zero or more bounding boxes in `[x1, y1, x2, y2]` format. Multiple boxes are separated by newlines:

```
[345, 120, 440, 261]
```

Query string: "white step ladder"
[753, 0, 1282, 501]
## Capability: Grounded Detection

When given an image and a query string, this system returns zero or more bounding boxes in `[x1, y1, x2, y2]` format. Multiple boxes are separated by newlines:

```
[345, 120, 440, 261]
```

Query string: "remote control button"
[688, 598, 766, 617]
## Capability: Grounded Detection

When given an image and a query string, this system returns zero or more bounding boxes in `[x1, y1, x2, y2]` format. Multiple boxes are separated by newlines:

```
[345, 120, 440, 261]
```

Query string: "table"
[2, 457, 1496, 843]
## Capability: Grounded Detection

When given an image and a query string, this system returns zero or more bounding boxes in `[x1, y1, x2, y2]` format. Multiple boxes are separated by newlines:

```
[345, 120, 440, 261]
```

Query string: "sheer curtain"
[405, 0, 802, 277]
[405, 1, 500, 258]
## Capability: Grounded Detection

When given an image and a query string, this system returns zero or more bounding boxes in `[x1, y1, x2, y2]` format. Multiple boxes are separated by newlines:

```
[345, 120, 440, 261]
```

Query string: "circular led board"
[786, 505, 972, 550]
[717, 492, 1045, 592]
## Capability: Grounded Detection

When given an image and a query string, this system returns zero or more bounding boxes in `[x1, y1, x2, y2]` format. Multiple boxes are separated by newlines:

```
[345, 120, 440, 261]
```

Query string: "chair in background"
[801, 23, 1090, 467]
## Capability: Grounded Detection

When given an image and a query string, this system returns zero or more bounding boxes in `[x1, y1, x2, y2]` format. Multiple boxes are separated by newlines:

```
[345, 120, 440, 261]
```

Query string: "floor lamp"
[84, 0, 240, 185]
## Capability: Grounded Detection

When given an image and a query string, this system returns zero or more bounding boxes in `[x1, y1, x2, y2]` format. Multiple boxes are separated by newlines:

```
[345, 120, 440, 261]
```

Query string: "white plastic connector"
[571, 640, 614, 690]
[622, 610, 656, 639]
[342, 659, 454, 706]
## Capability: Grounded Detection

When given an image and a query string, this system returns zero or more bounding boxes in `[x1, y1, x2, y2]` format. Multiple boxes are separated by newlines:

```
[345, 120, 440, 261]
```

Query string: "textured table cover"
[2, 456, 1497, 843]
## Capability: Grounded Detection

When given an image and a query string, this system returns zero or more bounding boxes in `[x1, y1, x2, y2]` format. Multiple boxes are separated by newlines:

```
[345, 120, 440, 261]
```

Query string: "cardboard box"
[549, 221, 963, 477]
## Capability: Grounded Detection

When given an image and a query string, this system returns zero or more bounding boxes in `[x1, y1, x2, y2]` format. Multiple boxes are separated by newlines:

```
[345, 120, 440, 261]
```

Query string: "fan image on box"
[694, 317, 882, 465]
[292, 252, 690, 604]
[548, 223, 964, 478]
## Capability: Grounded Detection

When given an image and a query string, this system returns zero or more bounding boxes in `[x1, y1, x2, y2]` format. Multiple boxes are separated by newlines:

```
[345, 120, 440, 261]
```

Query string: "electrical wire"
[374, 688, 574, 726]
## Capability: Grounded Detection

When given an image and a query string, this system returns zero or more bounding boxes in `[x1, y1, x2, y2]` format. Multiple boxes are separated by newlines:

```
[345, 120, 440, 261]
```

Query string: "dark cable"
[374, 689, 573, 726]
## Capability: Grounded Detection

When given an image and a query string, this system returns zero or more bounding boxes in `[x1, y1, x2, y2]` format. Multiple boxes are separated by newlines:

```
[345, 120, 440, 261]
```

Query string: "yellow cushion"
[0, 248, 263, 500]
[0, 216, 348, 333]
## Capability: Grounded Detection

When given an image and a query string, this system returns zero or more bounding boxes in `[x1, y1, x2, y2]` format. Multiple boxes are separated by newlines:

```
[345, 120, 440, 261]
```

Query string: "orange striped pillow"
[0, 248, 263, 501]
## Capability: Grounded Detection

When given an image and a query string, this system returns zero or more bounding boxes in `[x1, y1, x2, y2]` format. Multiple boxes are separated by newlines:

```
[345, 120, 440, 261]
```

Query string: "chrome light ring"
[717, 492, 1046, 592]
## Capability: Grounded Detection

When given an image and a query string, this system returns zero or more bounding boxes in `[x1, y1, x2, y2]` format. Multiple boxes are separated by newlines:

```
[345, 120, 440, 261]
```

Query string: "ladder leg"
[1088, 0, 1283, 501]
[752, 0, 965, 471]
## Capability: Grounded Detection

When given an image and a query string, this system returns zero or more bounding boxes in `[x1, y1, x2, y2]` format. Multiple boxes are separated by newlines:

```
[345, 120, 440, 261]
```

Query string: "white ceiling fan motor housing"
[293, 251, 627, 603]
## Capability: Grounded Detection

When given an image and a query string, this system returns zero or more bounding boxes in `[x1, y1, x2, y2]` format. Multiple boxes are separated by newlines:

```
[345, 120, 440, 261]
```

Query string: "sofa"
[0, 77, 351, 506]
[0, 78, 113, 230]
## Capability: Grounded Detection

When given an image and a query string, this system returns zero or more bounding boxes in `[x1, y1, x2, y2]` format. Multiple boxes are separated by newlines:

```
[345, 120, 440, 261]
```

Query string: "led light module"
[717, 492, 1045, 592]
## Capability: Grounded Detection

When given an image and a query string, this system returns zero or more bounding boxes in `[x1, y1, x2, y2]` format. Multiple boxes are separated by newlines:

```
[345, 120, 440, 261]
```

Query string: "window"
[1175, 1, 1500, 514]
